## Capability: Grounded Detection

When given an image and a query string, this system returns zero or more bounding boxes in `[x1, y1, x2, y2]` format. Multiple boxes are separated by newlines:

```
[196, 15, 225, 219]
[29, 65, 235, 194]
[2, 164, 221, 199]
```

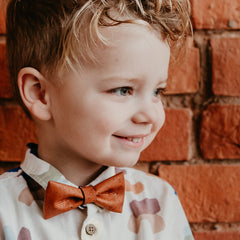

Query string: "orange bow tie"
[43, 172, 125, 219]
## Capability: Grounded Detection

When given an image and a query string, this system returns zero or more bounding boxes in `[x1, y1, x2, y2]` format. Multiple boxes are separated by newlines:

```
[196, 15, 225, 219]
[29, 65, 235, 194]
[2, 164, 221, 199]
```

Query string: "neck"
[37, 143, 105, 186]
[35, 122, 107, 186]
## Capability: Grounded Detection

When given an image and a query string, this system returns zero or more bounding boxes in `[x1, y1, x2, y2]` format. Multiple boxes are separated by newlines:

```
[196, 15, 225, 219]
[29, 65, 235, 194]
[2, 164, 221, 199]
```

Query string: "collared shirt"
[0, 148, 194, 240]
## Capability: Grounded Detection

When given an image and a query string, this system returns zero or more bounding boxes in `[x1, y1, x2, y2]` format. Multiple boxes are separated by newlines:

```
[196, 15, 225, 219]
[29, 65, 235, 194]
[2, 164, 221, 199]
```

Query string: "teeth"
[127, 137, 142, 143]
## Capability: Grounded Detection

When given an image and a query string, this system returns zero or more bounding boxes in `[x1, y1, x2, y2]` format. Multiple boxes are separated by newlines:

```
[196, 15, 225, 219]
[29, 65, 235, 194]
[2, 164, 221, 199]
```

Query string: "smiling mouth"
[125, 137, 143, 143]
[113, 135, 146, 144]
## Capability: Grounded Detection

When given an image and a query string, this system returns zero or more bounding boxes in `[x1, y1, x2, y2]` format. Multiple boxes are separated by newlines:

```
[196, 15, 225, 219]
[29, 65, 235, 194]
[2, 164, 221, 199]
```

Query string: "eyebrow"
[157, 78, 168, 86]
[100, 76, 168, 85]
[101, 76, 136, 84]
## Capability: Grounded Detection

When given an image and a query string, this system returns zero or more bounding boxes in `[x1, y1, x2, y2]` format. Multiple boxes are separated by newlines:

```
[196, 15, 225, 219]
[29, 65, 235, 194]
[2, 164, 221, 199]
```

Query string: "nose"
[131, 101, 165, 127]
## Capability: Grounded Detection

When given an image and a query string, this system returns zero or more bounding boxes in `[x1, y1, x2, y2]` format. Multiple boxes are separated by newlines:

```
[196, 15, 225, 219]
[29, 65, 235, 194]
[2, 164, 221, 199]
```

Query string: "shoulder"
[0, 168, 28, 199]
[0, 167, 23, 182]
[120, 167, 176, 197]
[122, 167, 174, 188]
[120, 167, 193, 239]
[0, 168, 22, 182]
[0, 168, 30, 219]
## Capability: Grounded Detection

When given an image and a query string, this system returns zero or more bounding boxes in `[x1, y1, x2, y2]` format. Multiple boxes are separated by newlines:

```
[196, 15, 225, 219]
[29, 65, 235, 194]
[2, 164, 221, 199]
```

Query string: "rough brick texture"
[158, 165, 240, 223]
[0, 0, 6, 34]
[194, 231, 240, 240]
[1, 0, 240, 234]
[211, 38, 240, 96]
[200, 104, 240, 159]
[191, 0, 240, 29]
[140, 108, 192, 161]
[0, 42, 12, 98]
[0, 105, 37, 162]
[166, 38, 200, 94]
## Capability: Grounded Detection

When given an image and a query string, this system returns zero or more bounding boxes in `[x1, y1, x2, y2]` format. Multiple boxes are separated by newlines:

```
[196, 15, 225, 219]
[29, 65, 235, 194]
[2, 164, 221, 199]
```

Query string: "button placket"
[81, 216, 103, 240]
[81, 197, 104, 239]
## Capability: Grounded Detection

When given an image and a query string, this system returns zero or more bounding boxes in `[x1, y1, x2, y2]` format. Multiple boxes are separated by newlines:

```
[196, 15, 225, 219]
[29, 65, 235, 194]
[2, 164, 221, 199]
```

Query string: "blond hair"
[60, 0, 191, 74]
[6, 0, 191, 105]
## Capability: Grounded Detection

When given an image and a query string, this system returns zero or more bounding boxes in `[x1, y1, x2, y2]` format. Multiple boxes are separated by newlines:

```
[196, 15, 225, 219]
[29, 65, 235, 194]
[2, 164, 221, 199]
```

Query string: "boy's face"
[46, 24, 170, 167]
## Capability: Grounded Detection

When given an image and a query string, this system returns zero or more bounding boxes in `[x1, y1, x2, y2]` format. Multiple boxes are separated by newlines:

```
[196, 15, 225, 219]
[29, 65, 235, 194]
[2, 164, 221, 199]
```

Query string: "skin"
[18, 23, 170, 186]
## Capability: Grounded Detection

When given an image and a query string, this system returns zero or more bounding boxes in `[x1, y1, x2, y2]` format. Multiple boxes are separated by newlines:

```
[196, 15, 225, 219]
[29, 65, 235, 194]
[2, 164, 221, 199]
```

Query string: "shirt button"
[85, 224, 97, 236]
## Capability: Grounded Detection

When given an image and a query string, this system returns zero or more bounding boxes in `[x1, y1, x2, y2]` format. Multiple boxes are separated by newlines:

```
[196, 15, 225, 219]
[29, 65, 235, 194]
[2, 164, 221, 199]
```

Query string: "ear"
[18, 67, 51, 121]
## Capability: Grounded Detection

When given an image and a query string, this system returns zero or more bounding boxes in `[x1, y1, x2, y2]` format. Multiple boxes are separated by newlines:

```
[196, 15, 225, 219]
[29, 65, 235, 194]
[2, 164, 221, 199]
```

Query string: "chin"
[110, 155, 140, 168]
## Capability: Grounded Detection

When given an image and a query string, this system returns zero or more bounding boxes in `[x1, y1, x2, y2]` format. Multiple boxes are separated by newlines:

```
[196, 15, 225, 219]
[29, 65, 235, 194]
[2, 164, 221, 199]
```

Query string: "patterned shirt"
[0, 147, 194, 240]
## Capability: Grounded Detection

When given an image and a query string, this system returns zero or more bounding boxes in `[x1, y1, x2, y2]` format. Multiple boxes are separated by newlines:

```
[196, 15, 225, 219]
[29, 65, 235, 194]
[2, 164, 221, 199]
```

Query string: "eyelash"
[110, 87, 133, 96]
[109, 87, 166, 97]
[153, 88, 166, 97]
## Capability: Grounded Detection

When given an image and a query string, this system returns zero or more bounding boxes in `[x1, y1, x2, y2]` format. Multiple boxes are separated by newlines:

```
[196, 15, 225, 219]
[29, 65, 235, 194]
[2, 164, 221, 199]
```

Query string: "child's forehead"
[90, 23, 166, 56]
[101, 25, 167, 59]
[100, 22, 156, 40]
[58, 23, 169, 85]
[55, 22, 165, 78]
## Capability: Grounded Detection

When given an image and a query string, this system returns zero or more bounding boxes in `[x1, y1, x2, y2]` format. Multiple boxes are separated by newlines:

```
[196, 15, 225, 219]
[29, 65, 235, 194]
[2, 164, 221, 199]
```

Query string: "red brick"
[0, 105, 37, 162]
[158, 165, 240, 222]
[194, 231, 240, 240]
[200, 104, 240, 159]
[191, 0, 240, 29]
[0, 42, 13, 98]
[211, 38, 240, 96]
[166, 38, 200, 94]
[0, 0, 6, 34]
[140, 108, 192, 161]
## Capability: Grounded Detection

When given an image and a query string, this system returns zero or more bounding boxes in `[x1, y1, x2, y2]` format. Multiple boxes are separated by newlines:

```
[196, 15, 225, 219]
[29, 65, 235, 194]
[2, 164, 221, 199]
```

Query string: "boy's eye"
[110, 87, 133, 96]
[153, 88, 165, 98]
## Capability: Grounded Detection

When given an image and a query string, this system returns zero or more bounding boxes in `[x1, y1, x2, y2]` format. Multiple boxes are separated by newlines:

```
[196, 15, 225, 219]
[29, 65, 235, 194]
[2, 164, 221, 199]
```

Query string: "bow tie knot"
[43, 172, 125, 219]
[80, 185, 97, 204]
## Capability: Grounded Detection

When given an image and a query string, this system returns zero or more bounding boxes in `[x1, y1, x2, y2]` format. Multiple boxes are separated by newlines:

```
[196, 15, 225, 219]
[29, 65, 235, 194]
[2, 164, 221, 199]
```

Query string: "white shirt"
[0, 147, 194, 240]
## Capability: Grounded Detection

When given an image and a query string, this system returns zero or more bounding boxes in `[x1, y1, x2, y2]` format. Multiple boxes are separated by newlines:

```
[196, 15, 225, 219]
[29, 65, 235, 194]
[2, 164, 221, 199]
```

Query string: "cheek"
[94, 114, 120, 135]
[92, 102, 126, 128]
[153, 105, 166, 133]
[159, 108, 166, 129]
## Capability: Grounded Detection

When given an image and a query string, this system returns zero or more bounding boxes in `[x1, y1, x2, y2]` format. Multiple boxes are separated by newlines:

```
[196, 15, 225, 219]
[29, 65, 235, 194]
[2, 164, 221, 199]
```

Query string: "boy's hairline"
[45, 20, 167, 83]
[6, 0, 192, 114]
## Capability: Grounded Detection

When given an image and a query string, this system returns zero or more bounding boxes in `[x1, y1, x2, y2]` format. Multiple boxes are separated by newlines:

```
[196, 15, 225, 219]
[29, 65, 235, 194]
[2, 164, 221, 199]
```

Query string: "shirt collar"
[20, 146, 117, 190]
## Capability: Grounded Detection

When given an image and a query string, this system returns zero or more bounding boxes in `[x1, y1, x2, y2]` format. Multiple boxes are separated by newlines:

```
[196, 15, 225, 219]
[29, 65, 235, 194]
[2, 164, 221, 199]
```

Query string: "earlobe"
[18, 67, 52, 121]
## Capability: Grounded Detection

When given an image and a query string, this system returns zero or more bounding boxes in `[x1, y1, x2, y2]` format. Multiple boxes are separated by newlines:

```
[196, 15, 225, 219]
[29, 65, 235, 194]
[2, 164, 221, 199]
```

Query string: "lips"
[113, 134, 147, 147]
[126, 137, 143, 143]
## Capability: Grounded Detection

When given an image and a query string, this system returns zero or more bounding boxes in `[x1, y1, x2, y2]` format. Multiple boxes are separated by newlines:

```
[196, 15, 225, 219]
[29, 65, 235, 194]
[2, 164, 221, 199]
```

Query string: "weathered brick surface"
[158, 165, 240, 222]
[211, 38, 240, 96]
[194, 231, 240, 240]
[0, 0, 6, 34]
[166, 39, 200, 94]
[0, 42, 13, 98]
[0, 105, 37, 162]
[191, 0, 240, 29]
[140, 108, 192, 161]
[0, 0, 240, 234]
[200, 104, 240, 159]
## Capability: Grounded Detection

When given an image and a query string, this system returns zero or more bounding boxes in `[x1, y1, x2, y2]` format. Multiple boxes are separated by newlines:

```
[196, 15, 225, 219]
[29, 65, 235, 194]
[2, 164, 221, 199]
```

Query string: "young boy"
[1, 0, 194, 239]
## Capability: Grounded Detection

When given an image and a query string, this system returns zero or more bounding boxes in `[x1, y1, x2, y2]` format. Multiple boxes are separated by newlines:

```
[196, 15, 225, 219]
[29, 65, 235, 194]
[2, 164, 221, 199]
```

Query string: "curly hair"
[61, 0, 192, 73]
[6, 0, 191, 100]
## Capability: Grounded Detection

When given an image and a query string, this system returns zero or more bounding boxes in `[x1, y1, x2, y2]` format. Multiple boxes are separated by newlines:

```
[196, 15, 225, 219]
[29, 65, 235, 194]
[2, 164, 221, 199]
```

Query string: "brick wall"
[0, 1, 240, 238]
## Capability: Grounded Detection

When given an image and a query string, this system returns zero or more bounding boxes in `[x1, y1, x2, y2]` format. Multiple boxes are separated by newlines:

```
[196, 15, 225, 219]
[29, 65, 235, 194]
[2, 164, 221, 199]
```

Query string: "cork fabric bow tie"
[43, 172, 125, 219]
